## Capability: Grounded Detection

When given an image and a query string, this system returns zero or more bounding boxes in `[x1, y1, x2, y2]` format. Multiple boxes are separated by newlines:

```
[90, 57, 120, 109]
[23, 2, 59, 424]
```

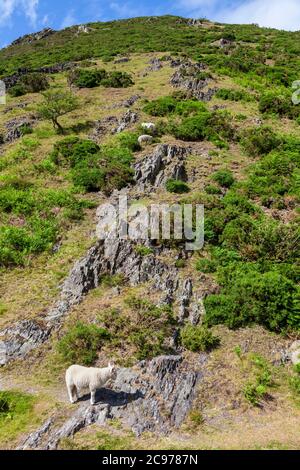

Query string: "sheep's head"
[108, 362, 117, 380]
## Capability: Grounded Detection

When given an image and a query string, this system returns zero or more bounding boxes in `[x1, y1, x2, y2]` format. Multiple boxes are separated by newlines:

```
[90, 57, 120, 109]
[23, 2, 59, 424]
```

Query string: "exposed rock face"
[4, 116, 36, 143]
[134, 144, 190, 189]
[187, 19, 204, 27]
[113, 110, 139, 133]
[0, 320, 50, 366]
[147, 57, 162, 71]
[3, 102, 29, 114]
[3, 63, 77, 90]
[122, 94, 140, 107]
[18, 355, 202, 449]
[114, 57, 130, 64]
[76, 25, 92, 34]
[170, 61, 217, 101]
[0, 143, 204, 365]
[289, 341, 300, 365]
[11, 28, 55, 47]
[89, 115, 119, 141]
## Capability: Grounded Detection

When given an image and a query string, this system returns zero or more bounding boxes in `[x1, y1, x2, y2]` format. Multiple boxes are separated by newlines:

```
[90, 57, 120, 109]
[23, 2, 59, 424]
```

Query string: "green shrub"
[211, 169, 235, 188]
[175, 259, 185, 268]
[216, 88, 254, 102]
[70, 69, 133, 88]
[170, 110, 235, 142]
[101, 71, 133, 88]
[204, 266, 299, 331]
[166, 179, 190, 193]
[70, 68, 107, 88]
[259, 91, 298, 118]
[51, 137, 100, 167]
[180, 324, 220, 352]
[116, 132, 140, 152]
[50, 136, 134, 193]
[240, 126, 282, 156]
[98, 296, 176, 361]
[8, 83, 27, 97]
[205, 184, 222, 194]
[8, 73, 49, 96]
[243, 354, 273, 406]
[170, 112, 211, 141]
[57, 322, 111, 365]
[20, 73, 49, 93]
[143, 96, 177, 116]
[135, 245, 154, 256]
[195, 258, 217, 273]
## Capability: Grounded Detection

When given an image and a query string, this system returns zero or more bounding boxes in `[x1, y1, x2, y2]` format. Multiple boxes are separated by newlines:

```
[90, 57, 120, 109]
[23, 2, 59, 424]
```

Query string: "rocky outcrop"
[11, 28, 55, 47]
[113, 110, 139, 133]
[114, 57, 130, 64]
[187, 19, 204, 27]
[0, 320, 50, 366]
[0, 144, 203, 365]
[289, 341, 300, 365]
[3, 63, 77, 90]
[18, 355, 202, 449]
[89, 116, 119, 141]
[4, 115, 36, 142]
[170, 61, 217, 101]
[122, 94, 140, 107]
[148, 57, 162, 71]
[134, 144, 190, 189]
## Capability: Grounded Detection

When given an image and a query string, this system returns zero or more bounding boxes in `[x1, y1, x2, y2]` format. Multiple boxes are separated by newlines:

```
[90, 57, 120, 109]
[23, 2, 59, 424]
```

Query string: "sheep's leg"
[72, 385, 78, 402]
[90, 389, 96, 405]
[67, 384, 77, 404]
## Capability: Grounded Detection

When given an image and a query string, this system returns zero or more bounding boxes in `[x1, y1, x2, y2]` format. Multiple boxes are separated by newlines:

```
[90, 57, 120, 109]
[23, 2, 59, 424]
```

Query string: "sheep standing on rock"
[138, 134, 153, 146]
[141, 122, 156, 133]
[65, 363, 116, 405]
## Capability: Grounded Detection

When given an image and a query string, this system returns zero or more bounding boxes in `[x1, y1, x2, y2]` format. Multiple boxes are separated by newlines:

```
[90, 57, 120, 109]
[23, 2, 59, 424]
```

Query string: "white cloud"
[218, 0, 300, 31]
[178, 0, 300, 31]
[0, 0, 39, 26]
[60, 10, 76, 29]
[41, 13, 49, 25]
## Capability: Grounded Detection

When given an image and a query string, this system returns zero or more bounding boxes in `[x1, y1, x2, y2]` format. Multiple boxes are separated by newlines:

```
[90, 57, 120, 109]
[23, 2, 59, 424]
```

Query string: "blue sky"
[1, 0, 300, 49]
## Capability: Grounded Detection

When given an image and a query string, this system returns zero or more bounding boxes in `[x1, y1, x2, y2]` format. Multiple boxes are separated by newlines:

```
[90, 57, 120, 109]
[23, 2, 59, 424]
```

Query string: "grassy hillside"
[0, 16, 299, 450]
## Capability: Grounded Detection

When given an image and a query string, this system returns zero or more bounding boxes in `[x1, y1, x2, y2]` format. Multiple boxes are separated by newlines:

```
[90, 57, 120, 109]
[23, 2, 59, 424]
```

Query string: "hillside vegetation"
[0, 15, 299, 450]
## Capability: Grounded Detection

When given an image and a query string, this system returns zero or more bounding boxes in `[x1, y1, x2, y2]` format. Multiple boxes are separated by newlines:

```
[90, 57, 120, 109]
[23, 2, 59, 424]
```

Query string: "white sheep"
[141, 122, 156, 133]
[138, 134, 153, 146]
[65, 363, 116, 405]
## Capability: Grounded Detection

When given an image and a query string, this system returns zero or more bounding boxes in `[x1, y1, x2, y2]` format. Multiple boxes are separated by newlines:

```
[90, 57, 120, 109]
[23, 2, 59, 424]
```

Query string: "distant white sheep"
[141, 122, 156, 133]
[138, 134, 153, 146]
[65, 363, 116, 405]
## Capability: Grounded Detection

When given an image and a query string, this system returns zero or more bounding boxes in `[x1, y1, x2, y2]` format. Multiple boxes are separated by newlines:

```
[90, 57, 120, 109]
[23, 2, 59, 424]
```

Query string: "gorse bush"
[211, 169, 235, 188]
[166, 179, 190, 193]
[216, 88, 254, 102]
[97, 297, 176, 361]
[50, 136, 134, 193]
[180, 324, 220, 352]
[8, 72, 49, 96]
[259, 91, 300, 119]
[57, 322, 111, 365]
[69, 68, 133, 88]
[143, 96, 207, 117]
[240, 126, 282, 156]
[169, 109, 235, 143]
[143, 96, 177, 116]
[204, 265, 299, 332]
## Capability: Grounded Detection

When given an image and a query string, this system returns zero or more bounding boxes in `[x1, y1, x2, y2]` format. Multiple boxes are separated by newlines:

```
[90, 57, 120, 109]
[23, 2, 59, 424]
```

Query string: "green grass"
[0, 390, 36, 445]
